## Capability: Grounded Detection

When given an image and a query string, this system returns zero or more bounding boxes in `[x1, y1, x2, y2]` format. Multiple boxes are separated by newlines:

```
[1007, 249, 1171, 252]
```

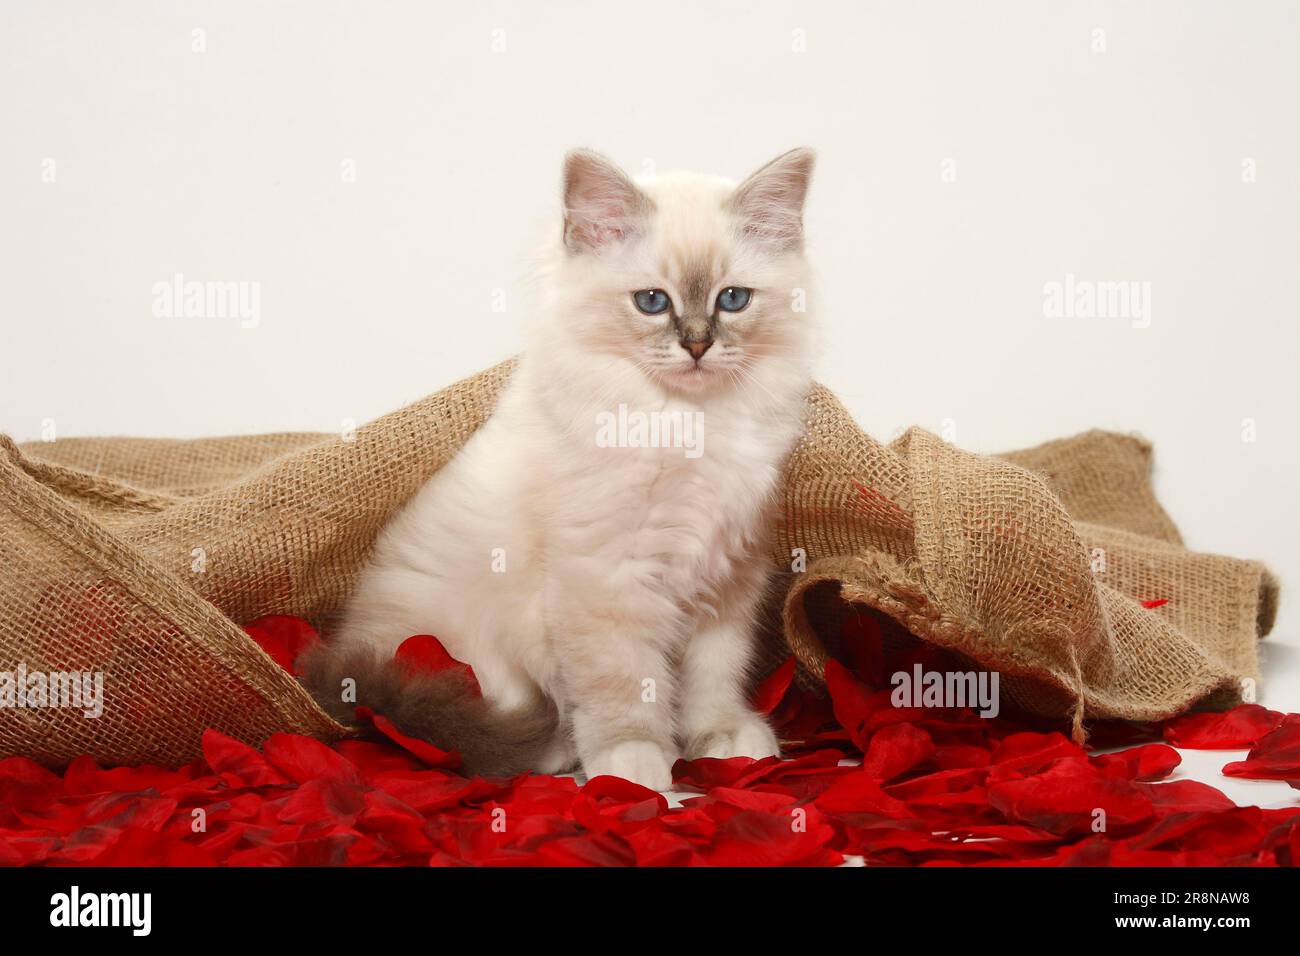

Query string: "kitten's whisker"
[732, 359, 784, 408]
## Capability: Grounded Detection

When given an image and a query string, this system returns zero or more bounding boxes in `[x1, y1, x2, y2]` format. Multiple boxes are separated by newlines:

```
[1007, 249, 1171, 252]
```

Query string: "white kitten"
[308, 148, 817, 791]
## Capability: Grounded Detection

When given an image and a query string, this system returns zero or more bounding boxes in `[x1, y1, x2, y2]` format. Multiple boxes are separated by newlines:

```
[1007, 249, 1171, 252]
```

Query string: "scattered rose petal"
[1223, 717, 1300, 785]
[1163, 704, 1286, 750]
[354, 707, 462, 770]
[395, 635, 481, 696]
[243, 615, 321, 675]
[752, 656, 796, 715]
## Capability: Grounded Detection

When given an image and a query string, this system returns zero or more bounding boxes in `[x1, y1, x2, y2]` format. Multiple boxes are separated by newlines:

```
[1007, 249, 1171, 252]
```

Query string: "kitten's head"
[546, 148, 816, 396]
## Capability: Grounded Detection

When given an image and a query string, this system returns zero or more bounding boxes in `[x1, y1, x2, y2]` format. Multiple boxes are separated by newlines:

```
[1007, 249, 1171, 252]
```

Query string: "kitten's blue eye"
[716, 287, 752, 313]
[633, 289, 671, 315]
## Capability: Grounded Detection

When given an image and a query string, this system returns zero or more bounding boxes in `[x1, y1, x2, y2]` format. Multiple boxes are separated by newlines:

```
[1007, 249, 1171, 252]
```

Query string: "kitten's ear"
[726, 147, 816, 251]
[562, 149, 652, 255]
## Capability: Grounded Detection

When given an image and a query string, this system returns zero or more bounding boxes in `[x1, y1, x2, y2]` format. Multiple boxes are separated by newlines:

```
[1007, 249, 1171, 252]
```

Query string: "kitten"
[304, 147, 817, 791]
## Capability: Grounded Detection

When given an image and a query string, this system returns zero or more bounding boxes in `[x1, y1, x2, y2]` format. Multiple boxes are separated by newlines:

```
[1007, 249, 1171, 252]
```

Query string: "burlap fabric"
[0, 361, 1278, 767]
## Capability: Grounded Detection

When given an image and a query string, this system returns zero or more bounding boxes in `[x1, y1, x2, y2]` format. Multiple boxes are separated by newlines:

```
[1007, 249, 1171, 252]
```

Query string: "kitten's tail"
[297, 642, 561, 776]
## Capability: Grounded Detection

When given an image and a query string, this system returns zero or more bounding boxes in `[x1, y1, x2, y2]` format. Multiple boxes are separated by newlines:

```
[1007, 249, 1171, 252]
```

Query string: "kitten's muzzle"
[675, 314, 716, 361]
[681, 337, 713, 361]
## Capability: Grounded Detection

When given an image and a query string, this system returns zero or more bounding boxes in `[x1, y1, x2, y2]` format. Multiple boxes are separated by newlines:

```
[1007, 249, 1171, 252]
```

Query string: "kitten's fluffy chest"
[532, 386, 796, 596]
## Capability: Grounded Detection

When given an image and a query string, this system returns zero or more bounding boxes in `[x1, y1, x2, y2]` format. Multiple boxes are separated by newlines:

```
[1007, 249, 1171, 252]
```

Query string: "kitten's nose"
[681, 339, 713, 361]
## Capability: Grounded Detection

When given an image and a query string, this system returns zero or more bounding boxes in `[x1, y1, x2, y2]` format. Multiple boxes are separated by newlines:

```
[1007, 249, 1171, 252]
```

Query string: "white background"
[2, 1, 1296, 682]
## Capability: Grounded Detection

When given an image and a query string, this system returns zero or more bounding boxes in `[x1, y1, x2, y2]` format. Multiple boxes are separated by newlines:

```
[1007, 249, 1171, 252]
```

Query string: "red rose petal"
[861, 723, 935, 782]
[278, 778, 366, 825]
[0, 757, 62, 815]
[201, 729, 291, 788]
[1223, 717, 1300, 785]
[1129, 807, 1270, 861]
[815, 771, 911, 819]
[371, 770, 503, 813]
[839, 611, 886, 687]
[394, 635, 481, 696]
[987, 731, 1084, 781]
[1092, 743, 1182, 782]
[673, 755, 778, 791]
[1163, 704, 1286, 750]
[1139, 779, 1236, 814]
[824, 658, 882, 751]
[242, 615, 320, 675]
[533, 831, 637, 867]
[933, 744, 992, 771]
[987, 758, 1154, 836]
[262, 732, 362, 785]
[751, 656, 796, 715]
[61, 755, 192, 796]
[626, 827, 702, 866]
[701, 806, 840, 867]
[354, 707, 462, 770]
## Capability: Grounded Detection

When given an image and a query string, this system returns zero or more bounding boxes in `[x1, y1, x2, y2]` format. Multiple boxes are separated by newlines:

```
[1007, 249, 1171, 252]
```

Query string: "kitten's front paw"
[584, 740, 676, 792]
[686, 714, 781, 761]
